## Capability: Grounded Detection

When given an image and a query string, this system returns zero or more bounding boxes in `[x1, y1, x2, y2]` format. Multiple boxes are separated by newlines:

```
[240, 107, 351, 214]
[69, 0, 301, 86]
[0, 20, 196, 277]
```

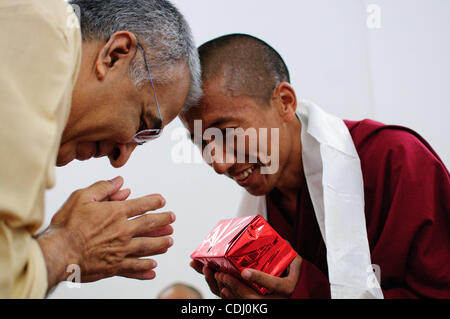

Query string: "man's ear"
[272, 82, 298, 122]
[95, 31, 138, 81]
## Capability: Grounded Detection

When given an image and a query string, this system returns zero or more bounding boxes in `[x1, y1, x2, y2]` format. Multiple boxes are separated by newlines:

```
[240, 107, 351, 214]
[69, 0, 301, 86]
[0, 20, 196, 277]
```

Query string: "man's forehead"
[157, 63, 191, 126]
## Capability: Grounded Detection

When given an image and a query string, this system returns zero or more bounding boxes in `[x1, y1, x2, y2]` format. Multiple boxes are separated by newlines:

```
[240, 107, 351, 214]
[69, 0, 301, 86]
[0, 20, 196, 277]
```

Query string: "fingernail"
[242, 269, 252, 280]
[168, 237, 174, 246]
[110, 176, 122, 185]
[148, 194, 166, 206]
[152, 260, 158, 268]
[143, 270, 156, 279]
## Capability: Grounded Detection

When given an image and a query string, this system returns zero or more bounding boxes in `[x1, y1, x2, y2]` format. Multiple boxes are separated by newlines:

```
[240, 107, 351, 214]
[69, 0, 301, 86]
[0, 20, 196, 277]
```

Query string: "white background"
[48, 0, 450, 298]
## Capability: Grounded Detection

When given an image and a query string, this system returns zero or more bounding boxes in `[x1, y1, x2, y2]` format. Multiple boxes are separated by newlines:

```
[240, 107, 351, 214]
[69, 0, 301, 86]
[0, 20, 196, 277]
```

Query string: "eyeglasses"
[131, 43, 164, 145]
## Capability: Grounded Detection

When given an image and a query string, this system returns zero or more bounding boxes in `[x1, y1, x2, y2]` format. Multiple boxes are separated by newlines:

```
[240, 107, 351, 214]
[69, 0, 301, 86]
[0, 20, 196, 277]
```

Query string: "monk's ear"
[95, 31, 138, 81]
[272, 82, 298, 123]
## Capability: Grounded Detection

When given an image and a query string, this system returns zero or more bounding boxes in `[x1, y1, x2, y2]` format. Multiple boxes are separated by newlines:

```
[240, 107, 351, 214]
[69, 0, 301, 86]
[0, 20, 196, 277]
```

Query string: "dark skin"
[37, 31, 191, 291]
[180, 77, 304, 298]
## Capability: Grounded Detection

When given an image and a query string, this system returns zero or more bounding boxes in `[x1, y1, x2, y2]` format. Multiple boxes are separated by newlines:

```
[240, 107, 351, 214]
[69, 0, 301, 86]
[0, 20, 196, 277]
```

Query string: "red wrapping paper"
[191, 215, 298, 295]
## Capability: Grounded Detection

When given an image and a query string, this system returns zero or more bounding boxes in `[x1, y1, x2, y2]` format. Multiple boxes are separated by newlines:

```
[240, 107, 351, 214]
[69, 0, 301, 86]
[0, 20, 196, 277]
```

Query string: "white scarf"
[237, 100, 383, 299]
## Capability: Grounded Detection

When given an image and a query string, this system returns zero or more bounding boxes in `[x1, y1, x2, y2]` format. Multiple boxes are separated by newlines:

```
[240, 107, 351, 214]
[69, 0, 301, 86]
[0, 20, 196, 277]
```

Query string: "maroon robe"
[267, 119, 450, 299]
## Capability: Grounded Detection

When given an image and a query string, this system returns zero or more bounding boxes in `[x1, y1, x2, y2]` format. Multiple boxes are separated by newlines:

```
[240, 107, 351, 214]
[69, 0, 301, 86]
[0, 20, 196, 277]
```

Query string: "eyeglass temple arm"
[137, 44, 163, 123]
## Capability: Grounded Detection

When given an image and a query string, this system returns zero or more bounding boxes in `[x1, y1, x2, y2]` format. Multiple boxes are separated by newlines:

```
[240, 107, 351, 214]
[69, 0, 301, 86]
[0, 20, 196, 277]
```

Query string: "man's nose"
[109, 143, 137, 168]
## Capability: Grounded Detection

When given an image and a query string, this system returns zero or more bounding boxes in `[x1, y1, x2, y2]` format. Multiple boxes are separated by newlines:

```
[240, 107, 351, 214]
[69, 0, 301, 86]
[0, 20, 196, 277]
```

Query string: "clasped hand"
[37, 176, 175, 286]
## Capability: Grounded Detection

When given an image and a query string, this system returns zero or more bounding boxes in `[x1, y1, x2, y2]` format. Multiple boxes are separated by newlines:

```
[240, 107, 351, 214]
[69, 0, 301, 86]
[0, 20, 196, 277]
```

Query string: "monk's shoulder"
[344, 119, 442, 168]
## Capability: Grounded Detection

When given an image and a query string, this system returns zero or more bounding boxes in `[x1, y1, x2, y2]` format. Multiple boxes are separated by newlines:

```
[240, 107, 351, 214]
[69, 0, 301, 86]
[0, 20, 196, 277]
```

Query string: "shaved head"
[198, 34, 290, 104]
[157, 282, 203, 299]
[180, 34, 301, 197]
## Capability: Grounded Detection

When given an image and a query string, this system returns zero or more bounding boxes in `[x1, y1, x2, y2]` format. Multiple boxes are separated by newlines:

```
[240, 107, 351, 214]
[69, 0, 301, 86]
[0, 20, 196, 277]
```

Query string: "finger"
[219, 273, 261, 299]
[126, 237, 174, 258]
[117, 194, 166, 218]
[117, 269, 156, 280]
[109, 188, 131, 202]
[126, 248, 169, 259]
[119, 258, 157, 274]
[204, 266, 220, 296]
[139, 225, 174, 238]
[190, 260, 204, 275]
[81, 176, 124, 202]
[215, 272, 227, 295]
[129, 211, 175, 236]
[221, 287, 239, 299]
[241, 269, 287, 295]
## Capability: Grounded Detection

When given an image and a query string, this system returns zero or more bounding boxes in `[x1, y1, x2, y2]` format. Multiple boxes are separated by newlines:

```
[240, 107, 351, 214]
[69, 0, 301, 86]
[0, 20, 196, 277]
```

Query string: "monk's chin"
[243, 181, 273, 197]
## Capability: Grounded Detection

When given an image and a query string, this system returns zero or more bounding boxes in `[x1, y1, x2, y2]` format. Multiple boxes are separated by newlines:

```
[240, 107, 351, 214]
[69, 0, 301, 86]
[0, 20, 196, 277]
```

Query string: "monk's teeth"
[234, 166, 255, 181]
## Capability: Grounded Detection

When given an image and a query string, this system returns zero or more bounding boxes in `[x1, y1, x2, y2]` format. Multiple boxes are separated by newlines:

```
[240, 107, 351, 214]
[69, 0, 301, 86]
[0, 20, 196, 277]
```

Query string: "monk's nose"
[202, 140, 236, 175]
[209, 149, 236, 175]
[211, 160, 235, 175]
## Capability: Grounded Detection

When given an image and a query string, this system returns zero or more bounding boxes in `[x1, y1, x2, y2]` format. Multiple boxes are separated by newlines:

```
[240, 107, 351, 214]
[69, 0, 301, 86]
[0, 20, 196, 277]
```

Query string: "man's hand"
[191, 255, 303, 299]
[37, 176, 175, 289]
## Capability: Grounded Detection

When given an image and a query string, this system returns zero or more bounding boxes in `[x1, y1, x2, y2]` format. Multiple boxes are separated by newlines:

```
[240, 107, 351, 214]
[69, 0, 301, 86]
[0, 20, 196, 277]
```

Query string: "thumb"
[84, 176, 124, 202]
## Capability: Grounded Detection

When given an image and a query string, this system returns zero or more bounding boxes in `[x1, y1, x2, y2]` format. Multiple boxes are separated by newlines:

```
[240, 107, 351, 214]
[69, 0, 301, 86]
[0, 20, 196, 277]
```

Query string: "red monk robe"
[267, 119, 450, 299]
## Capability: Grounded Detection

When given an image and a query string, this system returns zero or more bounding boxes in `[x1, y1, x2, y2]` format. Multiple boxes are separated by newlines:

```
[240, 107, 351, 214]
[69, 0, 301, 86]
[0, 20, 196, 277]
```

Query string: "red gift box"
[190, 215, 298, 295]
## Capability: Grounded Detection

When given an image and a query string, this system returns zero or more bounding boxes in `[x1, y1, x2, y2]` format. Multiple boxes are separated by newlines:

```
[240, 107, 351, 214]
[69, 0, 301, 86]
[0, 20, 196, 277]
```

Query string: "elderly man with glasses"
[0, 0, 201, 298]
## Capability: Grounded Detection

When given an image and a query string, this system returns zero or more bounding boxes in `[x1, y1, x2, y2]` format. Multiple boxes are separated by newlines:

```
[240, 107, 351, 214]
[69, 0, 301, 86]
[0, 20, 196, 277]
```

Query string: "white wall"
[364, 0, 450, 164]
[47, 0, 449, 298]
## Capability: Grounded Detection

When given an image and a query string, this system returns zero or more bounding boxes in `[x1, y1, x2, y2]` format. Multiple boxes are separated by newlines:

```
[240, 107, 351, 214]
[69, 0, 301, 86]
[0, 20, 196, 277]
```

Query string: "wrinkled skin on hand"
[37, 177, 175, 287]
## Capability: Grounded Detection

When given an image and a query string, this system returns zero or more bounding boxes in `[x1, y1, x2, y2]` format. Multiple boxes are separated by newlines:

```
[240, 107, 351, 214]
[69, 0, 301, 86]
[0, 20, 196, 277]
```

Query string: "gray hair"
[69, 0, 202, 110]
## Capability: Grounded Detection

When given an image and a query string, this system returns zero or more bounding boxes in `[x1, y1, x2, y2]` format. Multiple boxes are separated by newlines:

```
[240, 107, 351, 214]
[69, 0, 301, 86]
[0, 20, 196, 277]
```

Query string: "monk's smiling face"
[180, 77, 300, 196]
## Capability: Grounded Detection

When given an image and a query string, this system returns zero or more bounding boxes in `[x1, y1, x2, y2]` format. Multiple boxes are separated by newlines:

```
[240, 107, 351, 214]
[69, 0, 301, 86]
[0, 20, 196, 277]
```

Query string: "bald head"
[157, 283, 203, 299]
[198, 34, 290, 104]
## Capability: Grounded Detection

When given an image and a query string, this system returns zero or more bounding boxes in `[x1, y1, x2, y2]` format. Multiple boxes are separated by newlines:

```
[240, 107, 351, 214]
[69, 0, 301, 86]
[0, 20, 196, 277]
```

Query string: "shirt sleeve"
[0, 0, 80, 298]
